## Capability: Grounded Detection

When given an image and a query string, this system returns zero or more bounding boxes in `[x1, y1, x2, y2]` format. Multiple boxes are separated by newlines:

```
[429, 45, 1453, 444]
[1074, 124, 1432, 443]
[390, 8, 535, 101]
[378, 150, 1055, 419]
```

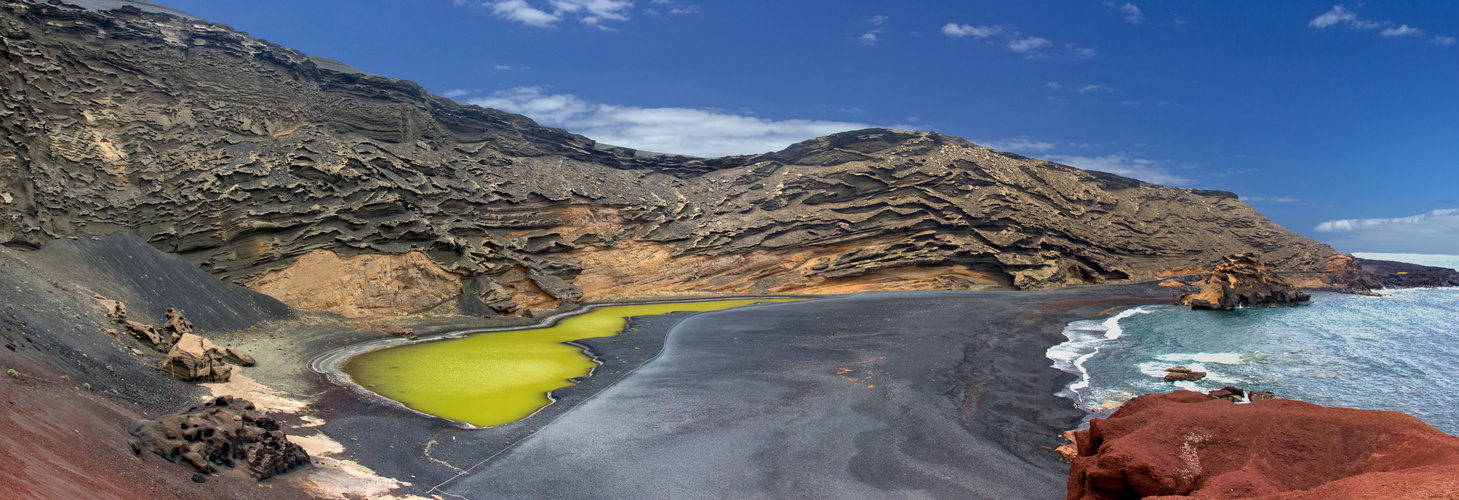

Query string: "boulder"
[125, 320, 167, 350]
[159, 333, 233, 382]
[224, 347, 256, 367]
[160, 308, 194, 343]
[1178, 253, 1311, 310]
[1248, 390, 1275, 402]
[128, 396, 309, 480]
[1163, 370, 1206, 382]
[1208, 386, 1244, 402]
[1066, 390, 1459, 499]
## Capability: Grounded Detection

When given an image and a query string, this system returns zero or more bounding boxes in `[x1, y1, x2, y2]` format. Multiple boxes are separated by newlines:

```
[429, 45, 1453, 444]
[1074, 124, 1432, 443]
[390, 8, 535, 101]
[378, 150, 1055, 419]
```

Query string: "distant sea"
[1049, 253, 1459, 434]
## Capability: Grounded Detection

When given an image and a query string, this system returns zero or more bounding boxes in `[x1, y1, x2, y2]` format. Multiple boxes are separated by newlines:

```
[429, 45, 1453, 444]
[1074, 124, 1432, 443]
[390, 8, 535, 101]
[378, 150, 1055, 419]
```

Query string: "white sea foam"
[1155, 352, 1245, 365]
[1048, 306, 1154, 402]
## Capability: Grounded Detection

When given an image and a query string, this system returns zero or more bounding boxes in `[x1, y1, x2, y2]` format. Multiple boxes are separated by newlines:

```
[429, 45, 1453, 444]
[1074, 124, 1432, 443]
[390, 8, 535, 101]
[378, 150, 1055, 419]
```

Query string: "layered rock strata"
[0, 1, 1343, 315]
[1177, 253, 1311, 310]
[1067, 390, 1459, 499]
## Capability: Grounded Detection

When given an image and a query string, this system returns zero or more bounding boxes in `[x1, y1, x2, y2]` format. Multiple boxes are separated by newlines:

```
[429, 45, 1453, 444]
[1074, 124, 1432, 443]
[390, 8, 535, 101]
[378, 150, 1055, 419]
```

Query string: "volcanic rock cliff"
[0, 0, 1343, 316]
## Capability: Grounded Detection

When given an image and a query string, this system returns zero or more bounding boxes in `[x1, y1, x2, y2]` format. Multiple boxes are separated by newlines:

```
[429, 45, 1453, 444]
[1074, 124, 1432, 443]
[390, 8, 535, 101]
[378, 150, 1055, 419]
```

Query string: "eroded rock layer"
[0, 1, 1342, 315]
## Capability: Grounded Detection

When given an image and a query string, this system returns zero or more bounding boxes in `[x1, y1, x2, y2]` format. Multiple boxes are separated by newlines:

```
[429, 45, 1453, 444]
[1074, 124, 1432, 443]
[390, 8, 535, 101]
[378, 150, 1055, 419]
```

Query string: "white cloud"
[942, 23, 1003, 38]
[442, 89, 472, 98]
[1044, 153, 1192, 186]
[1382, 24, 1423, 37]
[1078, 84, 1113, 93]
[465, 87, 871, 157]
[1241, 196, 1300, 203]
[459, 0, 633, 28]
[1118, 3, 1144, 23]
[859, 15, 886, 46]
[1309, 5, 1451, 43]
[1309, 5, 1357, 28]
[980, 137, 1057, 153]
[1046, 81, 1061, 89]
[1313, 209, 1459, 254]
[1007, 36, 1052, 53]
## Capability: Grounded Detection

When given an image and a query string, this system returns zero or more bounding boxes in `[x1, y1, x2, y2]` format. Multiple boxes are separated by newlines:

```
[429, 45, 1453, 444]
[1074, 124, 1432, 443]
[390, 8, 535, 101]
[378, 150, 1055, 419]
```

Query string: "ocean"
[1049, 253, 1459, 434]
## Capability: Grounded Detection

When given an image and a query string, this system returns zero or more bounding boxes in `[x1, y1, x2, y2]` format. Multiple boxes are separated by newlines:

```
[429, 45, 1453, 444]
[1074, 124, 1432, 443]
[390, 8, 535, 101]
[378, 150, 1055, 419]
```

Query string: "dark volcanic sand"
[315, 285, 1175, 499]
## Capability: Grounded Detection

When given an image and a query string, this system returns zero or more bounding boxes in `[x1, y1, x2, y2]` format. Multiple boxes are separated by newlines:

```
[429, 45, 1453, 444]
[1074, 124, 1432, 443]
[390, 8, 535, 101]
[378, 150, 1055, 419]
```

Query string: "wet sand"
[311, 285, 1175, 499]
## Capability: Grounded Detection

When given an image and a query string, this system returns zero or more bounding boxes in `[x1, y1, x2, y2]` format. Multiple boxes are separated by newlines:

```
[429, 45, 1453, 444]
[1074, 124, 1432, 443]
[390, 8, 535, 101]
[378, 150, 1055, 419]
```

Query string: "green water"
[345, 299, 796, 427]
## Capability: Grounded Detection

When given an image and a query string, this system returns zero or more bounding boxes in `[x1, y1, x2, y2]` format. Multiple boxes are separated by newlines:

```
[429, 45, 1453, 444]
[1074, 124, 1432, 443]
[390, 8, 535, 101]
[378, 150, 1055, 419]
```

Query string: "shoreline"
[275, 284, 1178, 498]
[310, 295, 814, 429]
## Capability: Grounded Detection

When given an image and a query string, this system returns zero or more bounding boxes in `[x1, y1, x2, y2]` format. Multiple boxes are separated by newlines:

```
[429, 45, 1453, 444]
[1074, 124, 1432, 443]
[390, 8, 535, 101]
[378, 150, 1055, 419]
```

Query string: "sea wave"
[1047, 306, 1153, 402]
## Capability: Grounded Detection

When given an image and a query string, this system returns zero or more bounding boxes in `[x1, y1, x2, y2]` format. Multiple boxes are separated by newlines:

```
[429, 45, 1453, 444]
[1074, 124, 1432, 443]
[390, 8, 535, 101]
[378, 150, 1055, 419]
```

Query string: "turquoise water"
[1049, 287, 1459, 434]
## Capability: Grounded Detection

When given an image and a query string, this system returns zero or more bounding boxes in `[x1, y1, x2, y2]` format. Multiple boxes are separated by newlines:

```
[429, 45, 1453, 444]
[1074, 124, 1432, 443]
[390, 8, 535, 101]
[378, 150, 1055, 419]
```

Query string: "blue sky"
[158, 1, 1459, 254]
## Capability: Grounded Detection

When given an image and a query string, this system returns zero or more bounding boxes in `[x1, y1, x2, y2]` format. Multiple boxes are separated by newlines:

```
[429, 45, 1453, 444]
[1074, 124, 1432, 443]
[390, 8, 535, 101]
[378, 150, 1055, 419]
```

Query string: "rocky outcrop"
[1178, 253, 1311, 310]
[1162, 366, 1206, 382]
[0, 1, 1345, 316]
[128, 395, 309, 480]
[248, 250, 465, 317]
[1066, 390, 1459, 499]
[159, 333, 232, 382]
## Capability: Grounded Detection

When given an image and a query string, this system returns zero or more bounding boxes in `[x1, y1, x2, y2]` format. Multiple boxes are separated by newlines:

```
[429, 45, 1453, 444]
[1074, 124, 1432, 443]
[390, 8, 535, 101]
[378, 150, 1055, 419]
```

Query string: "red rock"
[1066, 390, 1459, 499]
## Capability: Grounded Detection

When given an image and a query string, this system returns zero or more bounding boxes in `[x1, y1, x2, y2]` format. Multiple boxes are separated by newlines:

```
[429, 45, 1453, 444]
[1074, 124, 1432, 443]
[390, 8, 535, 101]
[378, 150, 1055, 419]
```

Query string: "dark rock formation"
[1067, 390, 1459, 499]
[129, 395, 309, 480]
[1178, 253, 1311, 310]
[0, 0, 1346, 315]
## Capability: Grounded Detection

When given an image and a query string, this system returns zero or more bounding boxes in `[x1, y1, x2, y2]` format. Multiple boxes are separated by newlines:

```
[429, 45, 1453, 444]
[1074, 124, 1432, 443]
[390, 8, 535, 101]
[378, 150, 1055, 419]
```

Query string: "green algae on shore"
[344, 299, 796, 427]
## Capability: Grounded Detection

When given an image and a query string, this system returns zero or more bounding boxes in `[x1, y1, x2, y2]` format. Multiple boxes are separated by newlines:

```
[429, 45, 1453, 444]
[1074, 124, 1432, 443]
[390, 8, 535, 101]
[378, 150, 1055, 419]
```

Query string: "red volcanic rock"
[1067, 390, 1459, 499]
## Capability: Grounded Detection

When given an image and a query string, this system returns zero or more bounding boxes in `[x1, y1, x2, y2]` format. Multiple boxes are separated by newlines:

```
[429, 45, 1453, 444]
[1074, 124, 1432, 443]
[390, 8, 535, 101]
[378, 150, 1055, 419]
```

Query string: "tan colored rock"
[125, 320, 166, 350]
[98, 299, 126, 321]
[1178, 253, 1311, 310]
[249, 250, 464, 317]
[224, 347, 256, 367]
[160, 308, 193, 343]
[159, 333, 232, 382]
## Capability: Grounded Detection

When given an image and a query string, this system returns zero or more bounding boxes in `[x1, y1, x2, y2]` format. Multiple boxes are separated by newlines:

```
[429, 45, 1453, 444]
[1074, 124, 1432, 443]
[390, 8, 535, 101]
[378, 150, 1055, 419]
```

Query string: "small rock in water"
[1248, 390, 1276, 402]
[1208, 386, 1244, 402]
[1164, 370, 1206, 382]
[1165, 366, 1191, 373]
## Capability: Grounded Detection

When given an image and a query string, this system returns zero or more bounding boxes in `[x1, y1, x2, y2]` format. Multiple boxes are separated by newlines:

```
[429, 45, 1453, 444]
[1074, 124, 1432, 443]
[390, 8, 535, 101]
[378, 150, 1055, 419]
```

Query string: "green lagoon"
[344, 299, 795, 427]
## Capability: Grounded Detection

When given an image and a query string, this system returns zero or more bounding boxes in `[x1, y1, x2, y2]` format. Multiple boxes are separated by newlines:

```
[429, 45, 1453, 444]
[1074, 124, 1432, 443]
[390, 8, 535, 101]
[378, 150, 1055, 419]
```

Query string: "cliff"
[0, 0, 1343, 316]
[1067, 391, 1459, 499]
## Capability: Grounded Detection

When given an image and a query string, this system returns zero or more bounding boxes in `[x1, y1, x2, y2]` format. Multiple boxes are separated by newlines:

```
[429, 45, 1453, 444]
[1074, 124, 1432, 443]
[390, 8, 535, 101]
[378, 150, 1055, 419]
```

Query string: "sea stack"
[1177, 253, 1311, 310]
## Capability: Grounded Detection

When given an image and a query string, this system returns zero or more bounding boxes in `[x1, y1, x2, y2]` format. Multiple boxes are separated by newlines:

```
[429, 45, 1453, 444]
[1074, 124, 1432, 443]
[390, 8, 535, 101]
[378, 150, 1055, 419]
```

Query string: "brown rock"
[1177, 253, 1312, 310]
[224, 348, 256, 367]
[128, 396, 308, 480]
[1207, 386, 1244, 402]
[249, 250, 464, 318]
[161, 308, 194, 343]
[1066, 390, 1459, 499]
[98, 299, 126, 321]
[1163, 370, 1206, 382]
[159, 333, 232, 382]
[125, 320, 167, 350]
[1248, 390, 1275, 402]
[1165, 366, 1191, 373]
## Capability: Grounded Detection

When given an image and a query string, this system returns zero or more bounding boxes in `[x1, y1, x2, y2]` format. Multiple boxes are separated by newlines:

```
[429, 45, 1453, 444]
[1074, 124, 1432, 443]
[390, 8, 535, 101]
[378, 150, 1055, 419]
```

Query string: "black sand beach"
[312, 286, 1176, 499]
